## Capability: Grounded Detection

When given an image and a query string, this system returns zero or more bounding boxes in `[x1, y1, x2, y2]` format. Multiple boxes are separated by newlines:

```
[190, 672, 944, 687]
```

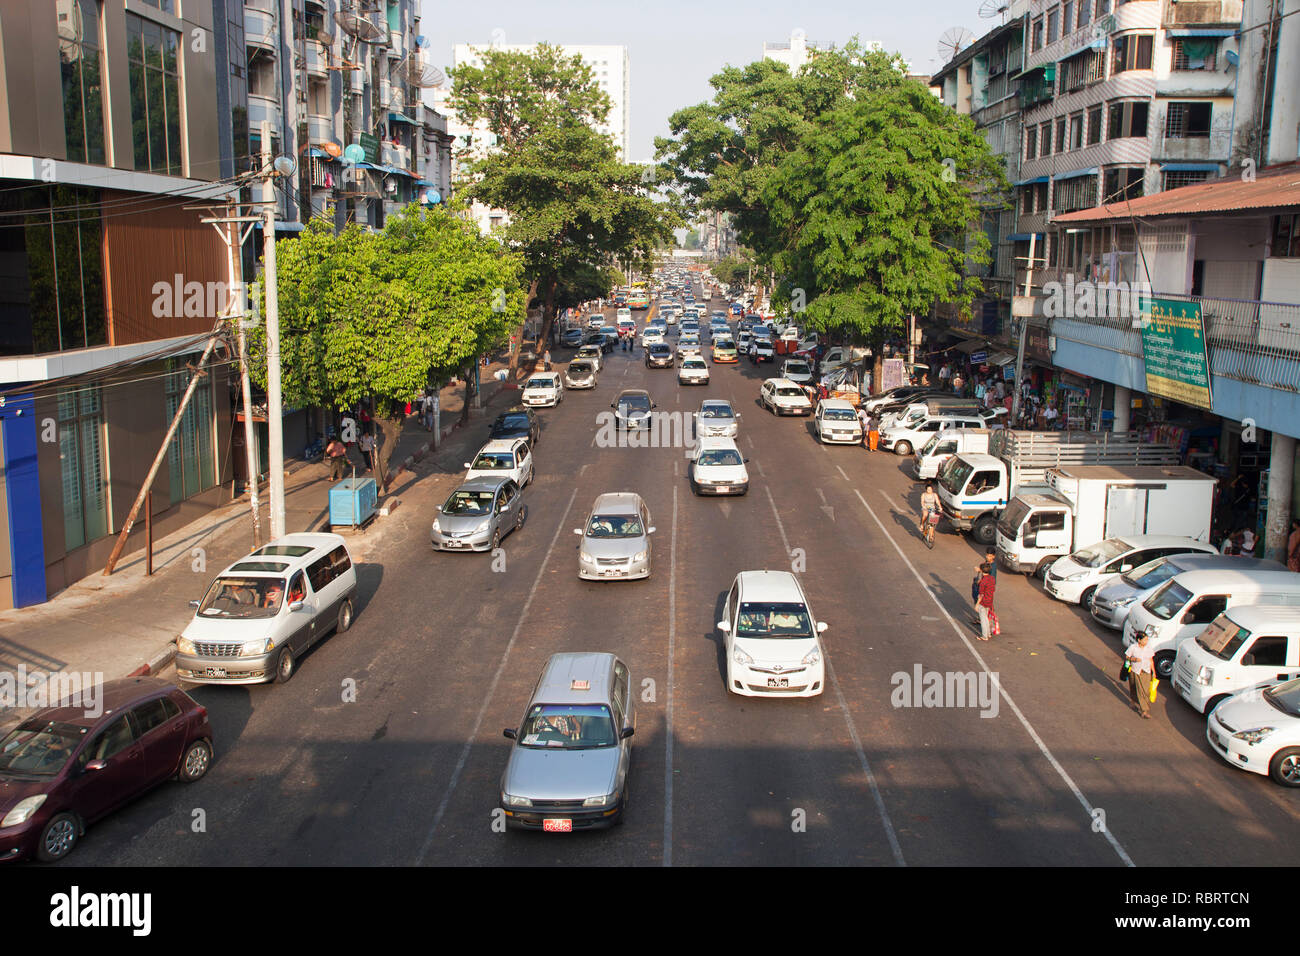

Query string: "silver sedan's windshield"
[587, 514, 644, 538]
[518, 704, 617, 749]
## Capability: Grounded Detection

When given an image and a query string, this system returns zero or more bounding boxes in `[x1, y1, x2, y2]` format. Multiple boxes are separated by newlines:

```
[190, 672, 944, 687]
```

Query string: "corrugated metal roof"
[1052, 161, 1300, 224]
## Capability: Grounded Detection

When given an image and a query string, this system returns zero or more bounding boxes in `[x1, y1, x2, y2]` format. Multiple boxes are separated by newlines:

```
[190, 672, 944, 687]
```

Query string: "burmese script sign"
[1139, 297, 1212, 410]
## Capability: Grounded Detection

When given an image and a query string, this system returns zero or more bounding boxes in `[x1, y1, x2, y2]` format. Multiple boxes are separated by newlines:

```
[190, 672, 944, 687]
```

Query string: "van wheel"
[1153, 651, 1175, 681]
[971, 516, 996, 547]
[895, 441, 912, 456]
[337, 598, 354, 634]
[1269, 748, 1300, 787]
[274, 646, 296, 684]
[36, 812, 79, 863]
[516, 505, 528, 531]
[179, 739, 213, 782]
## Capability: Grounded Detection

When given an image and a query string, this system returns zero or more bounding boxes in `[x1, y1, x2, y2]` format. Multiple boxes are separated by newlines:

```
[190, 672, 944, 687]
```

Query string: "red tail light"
[196, 705, 208, 720]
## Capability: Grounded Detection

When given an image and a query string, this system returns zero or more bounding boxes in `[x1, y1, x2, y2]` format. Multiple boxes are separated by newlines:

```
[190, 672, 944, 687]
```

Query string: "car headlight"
[504, 794, 532, 808]
[475, 519, 491, 534]
[431, 518, 441, 533]
[580, 551, 594, 563]
[632, 550, 647, 563]
[1, 794, 47, 828]
[733, 648, 754, 666]
[1195, 665, 1214, 686]
[802, 648, 821, 666]
[240, 638, 273, 657]
[1232, 727, 1276, 744]
[1064, 572, 1088, 582]
[1115, 595, 1137, 607]
[583, 793, 614, 807]
[177, 636, 196, 655]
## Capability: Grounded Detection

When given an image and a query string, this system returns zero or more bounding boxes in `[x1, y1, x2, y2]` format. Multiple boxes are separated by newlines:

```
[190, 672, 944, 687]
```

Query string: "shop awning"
[1006, 233, 1045, 241]
[1166, 28, 1235, 38]
[952, 339, 991, 354]
[1159, 162, 1221, 172]
[388, 112, 419, 126]
[1014, 176, 1049, 186]
[414, 178, 437, 187]
[988, 352, 1016, 366]
[307, 147, 329, 159]
[1054, 166, 1098, 182]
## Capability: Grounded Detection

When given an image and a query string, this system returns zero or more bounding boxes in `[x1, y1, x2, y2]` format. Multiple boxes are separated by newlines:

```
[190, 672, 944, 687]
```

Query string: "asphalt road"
[65, 283, 1300, 867]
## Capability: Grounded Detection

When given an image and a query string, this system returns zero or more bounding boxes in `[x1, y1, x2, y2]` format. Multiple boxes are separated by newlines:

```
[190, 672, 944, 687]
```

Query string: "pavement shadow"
[0, 637, 66, 674]
[707, 591, 728, 687]
[1056, 641, 1132, 706]
[926, 572, 980, 635]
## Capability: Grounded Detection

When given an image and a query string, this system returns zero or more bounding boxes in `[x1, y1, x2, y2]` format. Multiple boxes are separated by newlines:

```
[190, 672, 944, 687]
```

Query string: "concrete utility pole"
[1010, 233, 1040, 427]
[230, 222, 261, 547]
[262, 122, 287, 540]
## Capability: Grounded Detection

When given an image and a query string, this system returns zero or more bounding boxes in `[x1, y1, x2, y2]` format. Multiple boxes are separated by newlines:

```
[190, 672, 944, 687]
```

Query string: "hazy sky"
[418, 0, 999, 159]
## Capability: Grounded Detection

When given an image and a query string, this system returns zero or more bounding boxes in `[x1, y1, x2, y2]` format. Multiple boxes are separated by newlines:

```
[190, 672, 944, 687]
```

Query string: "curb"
[127, 642, 177, 678]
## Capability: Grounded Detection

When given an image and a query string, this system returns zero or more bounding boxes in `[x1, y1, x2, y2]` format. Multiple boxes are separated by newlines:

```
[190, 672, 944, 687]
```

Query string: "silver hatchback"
[575, 493, 655, 580]
[500, 652, 635, 831]
[431, 476, 527, 552]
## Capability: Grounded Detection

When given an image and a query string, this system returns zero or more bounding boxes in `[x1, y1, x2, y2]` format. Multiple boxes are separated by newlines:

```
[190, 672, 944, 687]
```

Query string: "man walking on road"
[325, 436, 348, 481]
[975, 562, 996, 641]
[1125, 631, 1156, 718]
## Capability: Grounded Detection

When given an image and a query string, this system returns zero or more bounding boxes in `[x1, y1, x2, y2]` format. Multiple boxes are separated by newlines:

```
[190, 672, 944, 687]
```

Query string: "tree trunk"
[533, 279, 560, 376]
[508, 277, 542, 381]
[460, 362, 474, 426]
[373, 405, 403, 495]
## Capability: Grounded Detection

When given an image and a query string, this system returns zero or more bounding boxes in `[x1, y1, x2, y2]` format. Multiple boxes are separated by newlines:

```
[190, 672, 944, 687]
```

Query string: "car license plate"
[767, 677, 789, 688]
[205, 667, 227, 678]
[446, 540, 462, 548]
[543, 818, 573, 833]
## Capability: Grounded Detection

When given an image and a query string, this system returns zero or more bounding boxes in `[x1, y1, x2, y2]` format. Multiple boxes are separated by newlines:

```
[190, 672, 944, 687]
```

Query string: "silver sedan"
[575, 493, 655, 580]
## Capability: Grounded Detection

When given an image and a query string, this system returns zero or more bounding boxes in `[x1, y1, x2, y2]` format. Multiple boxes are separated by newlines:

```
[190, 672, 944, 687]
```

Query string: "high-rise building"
[762, 30, 837, 71]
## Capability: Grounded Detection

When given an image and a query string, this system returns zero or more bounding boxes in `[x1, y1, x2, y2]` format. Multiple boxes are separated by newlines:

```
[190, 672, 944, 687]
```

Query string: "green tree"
[247, 205, 525, 490]
[452, 45, 679, 374]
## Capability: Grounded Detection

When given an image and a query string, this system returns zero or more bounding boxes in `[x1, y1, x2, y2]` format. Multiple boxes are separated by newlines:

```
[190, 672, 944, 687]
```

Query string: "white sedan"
[1208, 678, 1300, 787]
[521, 372, 563, 407]
[760, 378, 812, 416]
[781, 359, 814, 385]
[814, 399, 864, 444]
[678, 357, 710, 385]
[464, 438, 535, 487]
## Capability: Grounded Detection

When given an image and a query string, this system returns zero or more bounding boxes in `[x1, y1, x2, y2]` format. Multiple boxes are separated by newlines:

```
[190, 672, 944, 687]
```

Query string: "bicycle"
[922, 509, 940, 549]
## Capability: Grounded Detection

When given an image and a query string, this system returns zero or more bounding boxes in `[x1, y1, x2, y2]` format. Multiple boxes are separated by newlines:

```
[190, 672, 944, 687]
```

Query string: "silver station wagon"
[575, 493, 655, 580]
[500, 652, 635, 831]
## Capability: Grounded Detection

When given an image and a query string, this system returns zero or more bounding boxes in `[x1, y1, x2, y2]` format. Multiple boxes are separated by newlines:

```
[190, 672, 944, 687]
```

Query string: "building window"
[1087, 105, 1102, 145]
[1271, 213, 1300, 257]
[1063, 2, 1075, 34]
[58, 386, 109, 551]
[60, 0, 106, 165]
[1055, 117, 1067, 152]
[1172, 38, 1218, 70]
[1112, 33, 1153, 74]
[126, 12, 182, 174]
[1047, 8, 1060, 44]
[165, 364, 216, 502]
[1078, 0, 1092, 28]
[1165, 102, 1212, 138]
[1069, 112, 1084, 150]
[1032, 17, 1044, 51]
[1060, 49, 1104, 92]
[138, 0, 176, 11]
[308, 78, 328, 116]
[1054, 175, 1098, 212]
[1107, 100, 1149, 139]
[1040, 121, 1053, 156]
[1163, 169, 1212, 191]
[1103, 167, 1144, 202]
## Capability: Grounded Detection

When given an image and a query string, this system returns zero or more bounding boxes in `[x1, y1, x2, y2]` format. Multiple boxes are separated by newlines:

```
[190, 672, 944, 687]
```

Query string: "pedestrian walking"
[975, 562, 996, 641]
[867, 412, 880, 451]
[358, 430, 375, 473]
[543, 348, 551, 371]
[325, 436, 349, 481]
[1124, 631, 1157, 718]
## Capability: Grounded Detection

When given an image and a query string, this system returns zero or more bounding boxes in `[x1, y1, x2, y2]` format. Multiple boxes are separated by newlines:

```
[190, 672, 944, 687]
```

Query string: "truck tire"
[1154, 651, 1175, 681]
[971, 515, 996, 547]
[895, 440, 912, 456]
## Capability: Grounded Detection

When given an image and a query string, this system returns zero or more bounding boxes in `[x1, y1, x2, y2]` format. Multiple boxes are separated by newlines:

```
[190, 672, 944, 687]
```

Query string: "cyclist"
[919, 483, 941, 540]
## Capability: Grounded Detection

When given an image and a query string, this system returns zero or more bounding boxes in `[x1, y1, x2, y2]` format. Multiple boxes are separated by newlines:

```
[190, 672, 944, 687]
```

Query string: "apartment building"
[762, 31, 837, 71]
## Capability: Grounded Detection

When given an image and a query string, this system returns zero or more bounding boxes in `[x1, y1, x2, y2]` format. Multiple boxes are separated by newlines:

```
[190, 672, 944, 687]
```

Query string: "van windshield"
[198, 576, 287, 619]
[1145, 580, 1192, 620]
[1196, 616, 1252, 661]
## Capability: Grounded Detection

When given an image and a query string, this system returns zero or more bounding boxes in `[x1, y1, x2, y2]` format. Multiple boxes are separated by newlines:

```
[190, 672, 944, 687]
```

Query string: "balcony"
[304, 40, 329, 77]
[1162, 0, 1244, 28]
[245, 9, 275, 49]
[248, 93, 280, 133]
[1157, 129, 1230, 162]
[307, 114, 334, 145]
[388, 31, 404, 57]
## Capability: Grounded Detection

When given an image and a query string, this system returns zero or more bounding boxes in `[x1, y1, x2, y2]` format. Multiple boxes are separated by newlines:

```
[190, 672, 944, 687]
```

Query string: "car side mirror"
[573, 528, 583, 535]
[1024, 533, 1037, 548]
[503, 728, 517, 740]
[463, 462, 472, 469]
[717, 620, 731, 632]
[189, 599, 201, 608]
[743, 458, 751, 463]
[620, 726, 635, 740]
[1182, 612, 1195, 624]
[647, 527, 657, 534]
[817, 621, 829, 633]
[610, 402, 616, 408]
[289, 600, 305, 612]
[84, 759, 107, 773]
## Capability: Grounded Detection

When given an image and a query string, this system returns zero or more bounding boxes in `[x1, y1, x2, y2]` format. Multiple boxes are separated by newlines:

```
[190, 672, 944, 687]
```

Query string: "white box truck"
[912, 427, 991, 480]
[994, 464, 1216, 577]
[936, 431, 1179, 548]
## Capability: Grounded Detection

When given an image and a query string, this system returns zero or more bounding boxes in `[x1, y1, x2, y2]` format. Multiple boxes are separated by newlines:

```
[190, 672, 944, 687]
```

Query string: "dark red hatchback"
[0, 677, 213, 863]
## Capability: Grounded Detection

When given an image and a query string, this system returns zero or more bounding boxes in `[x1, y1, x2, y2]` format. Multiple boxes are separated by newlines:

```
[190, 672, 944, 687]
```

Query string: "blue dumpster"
[329, 477, 378, 528]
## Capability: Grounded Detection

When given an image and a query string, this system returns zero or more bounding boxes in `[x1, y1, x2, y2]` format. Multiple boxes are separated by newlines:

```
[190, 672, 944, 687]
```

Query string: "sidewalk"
[0, 355, 522, 731]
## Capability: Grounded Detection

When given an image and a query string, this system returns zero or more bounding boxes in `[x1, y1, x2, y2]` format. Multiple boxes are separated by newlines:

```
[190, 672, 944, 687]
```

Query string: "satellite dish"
[409, 62, 445, 88]
[343, 144, 365, 164]
[333, 11, 384, 43]
[977, 0, 1009, 20]
[272, 156, 297, 177]
[415, 35, 428, 48]
[322, 141, 343, 158]
[937, 27, 975, 62]
[421, 189, 442, 205]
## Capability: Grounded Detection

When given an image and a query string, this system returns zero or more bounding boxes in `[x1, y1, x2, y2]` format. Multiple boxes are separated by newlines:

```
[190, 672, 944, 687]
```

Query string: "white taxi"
[522, 372, 563, 407]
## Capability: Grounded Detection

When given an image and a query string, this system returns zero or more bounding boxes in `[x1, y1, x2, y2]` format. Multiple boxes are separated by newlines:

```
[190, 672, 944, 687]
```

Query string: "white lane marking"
[762, 486, 906, 867]
[664, 485, 678, 867]
[836, 465, 850, 481]
[415, 487, 579, 865]
[860, 487, 1135, 867]
[754, 459, 766, 477]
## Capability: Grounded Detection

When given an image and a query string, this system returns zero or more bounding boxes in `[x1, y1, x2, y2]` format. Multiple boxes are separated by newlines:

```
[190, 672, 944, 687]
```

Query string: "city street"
[61, 289, 1300, 868]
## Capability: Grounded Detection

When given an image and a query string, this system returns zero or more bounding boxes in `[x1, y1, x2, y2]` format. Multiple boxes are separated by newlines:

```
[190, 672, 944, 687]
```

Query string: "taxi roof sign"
[571, 679, 591, 691]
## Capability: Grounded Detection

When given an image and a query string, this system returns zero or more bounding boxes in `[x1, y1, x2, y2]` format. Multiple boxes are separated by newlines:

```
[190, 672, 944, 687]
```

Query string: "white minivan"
[176, 533, 358, 685]
[1174, 605, 1300, 715]
[1122, 568, 1300, 681]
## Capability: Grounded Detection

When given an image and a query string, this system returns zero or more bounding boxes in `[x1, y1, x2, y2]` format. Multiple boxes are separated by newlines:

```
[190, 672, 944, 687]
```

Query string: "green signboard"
[1139, 297, 1212, 410]
[358, 132, 380, 163]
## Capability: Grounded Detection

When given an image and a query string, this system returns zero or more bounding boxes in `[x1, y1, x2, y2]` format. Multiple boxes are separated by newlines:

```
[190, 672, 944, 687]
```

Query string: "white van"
[1122, 568, 1300, 681]
[1174, 605, 1300, 714]
[175, 533, 359, 685]
[912, 427, 990, 480]
[880, 411, 987, 457]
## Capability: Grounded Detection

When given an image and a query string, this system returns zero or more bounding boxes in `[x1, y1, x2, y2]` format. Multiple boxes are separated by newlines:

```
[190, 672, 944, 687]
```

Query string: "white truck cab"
[913, 427, 990, 480]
